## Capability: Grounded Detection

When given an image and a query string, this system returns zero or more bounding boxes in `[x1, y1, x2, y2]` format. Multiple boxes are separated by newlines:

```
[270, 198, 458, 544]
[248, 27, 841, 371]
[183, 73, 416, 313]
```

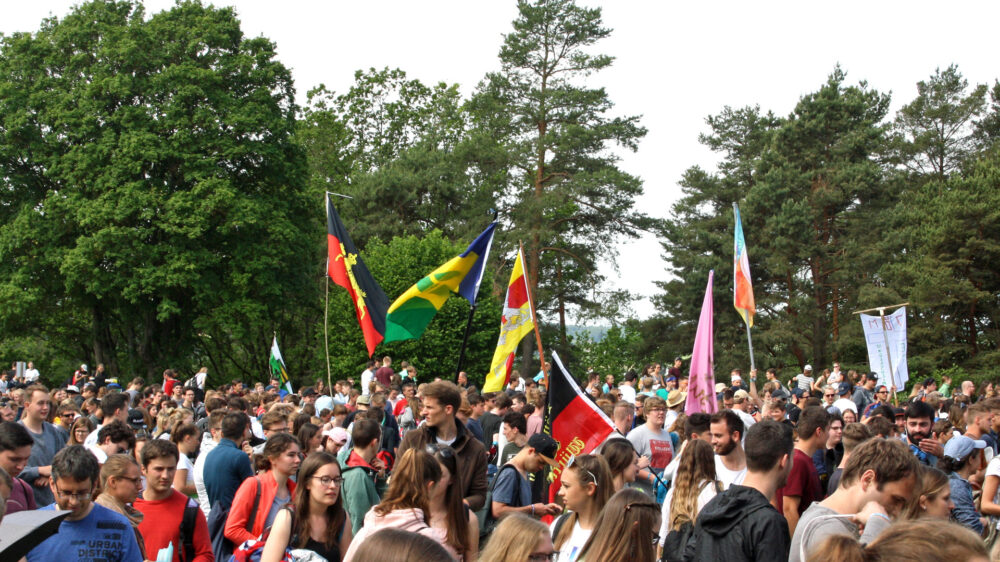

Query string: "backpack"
[177, 497, 201, 562]
[660, 480, 721, 562]
[477, 464, 520, 541]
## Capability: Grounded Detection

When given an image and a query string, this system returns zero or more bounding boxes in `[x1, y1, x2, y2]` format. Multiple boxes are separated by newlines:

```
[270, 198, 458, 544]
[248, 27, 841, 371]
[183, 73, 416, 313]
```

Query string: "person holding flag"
[484, 247, 537, 393]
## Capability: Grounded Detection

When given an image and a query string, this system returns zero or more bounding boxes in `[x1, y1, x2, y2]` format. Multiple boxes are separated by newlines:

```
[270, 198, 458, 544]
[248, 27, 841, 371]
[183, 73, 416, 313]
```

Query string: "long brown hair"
[670, 439, 717, 531]
[374, 449, 440, 520]
[69, 416, 96, 445]
[809, 519, 985, 562]
[576, 488, 660, 562]
[900, 465, 950, 520]
[291, 452, 346, 550]
[427, 444, 471, 556]
[554, 455, 614, 550]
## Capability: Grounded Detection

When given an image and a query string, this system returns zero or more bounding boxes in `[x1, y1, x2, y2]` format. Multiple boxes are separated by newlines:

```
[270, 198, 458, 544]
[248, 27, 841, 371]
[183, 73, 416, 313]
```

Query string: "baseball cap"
[803, 364, 813, 372]
[527, 433, 559, 466]
[356, 395, 371, 406]
[771, 388, 791, 401]
[733, 389, 750, 403]
[302, 388, 317, 397]
[66, 385, 80, 394]
[322, 427, 349, 445]
[943, 435, 987, 461]
[127, 408, 147, 430]
[80, 364, 88, 371]
[837, 382, 852, 396]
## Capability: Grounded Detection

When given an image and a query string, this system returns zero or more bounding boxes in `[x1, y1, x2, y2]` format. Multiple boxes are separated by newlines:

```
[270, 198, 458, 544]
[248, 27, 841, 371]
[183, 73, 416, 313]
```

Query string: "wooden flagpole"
[521, 242, 548, 389]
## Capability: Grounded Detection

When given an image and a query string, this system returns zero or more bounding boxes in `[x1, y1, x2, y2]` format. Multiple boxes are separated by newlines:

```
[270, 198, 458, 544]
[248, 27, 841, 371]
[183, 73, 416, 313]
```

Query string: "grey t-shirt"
[626, 424, 674, 497]
[19, 421, 68, 507]
[789, 503, 891, 562]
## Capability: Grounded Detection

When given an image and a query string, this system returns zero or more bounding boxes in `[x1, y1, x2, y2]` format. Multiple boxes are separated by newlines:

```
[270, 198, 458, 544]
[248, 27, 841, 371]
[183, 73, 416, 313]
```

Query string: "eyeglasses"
[647, 407, 665, 414]
[527, 553, 558, 562]
[312, 476, 344, 487]
[55, 486, 93, 501]
[824, 394, 835, 398]
[116, 475, 142, 486]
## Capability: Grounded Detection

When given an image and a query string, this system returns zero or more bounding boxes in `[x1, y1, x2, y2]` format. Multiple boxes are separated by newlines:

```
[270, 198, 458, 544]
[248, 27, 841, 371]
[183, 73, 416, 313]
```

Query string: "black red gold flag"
[327, 195, 389, 356]
[544, 351, 616, 502]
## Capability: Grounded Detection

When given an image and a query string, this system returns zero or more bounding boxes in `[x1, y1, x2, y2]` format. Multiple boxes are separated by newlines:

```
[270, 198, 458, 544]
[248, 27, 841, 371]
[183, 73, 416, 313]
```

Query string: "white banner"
[859, 307, 908, 389]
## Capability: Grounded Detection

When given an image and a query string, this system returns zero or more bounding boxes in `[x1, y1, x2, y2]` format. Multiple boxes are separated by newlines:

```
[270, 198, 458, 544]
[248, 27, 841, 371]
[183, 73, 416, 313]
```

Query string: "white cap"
[80, 364, 88, 371]
[803, 364, 813, 372]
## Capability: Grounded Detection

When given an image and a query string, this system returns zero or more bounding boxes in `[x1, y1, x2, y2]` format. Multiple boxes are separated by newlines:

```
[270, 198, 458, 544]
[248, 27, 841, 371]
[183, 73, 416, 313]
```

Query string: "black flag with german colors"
[327, 195, 389, 356]
[544, 351, 616, 502]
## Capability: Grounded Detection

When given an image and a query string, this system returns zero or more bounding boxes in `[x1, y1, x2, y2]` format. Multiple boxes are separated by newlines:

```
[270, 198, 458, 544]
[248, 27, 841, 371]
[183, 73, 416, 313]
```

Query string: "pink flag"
[685, 270, 717, 415]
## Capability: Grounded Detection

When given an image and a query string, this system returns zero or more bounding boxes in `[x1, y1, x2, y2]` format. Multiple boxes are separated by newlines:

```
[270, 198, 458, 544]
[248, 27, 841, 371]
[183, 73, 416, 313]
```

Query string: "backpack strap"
[178, 497, 199, 562]
[552, 512, 571, 543]
[246, 477, 262, 533]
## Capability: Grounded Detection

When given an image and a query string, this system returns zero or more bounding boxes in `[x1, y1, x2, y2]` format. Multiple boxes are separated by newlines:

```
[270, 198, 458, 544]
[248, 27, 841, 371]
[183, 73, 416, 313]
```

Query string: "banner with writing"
[859, 307, 908, 389]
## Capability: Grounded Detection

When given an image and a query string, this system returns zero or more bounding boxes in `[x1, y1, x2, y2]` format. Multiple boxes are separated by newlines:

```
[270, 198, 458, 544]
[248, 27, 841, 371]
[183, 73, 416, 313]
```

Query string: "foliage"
[321, 230, 502, 388]
[0, 0, 316, 381]
[469, 0, 650, 362]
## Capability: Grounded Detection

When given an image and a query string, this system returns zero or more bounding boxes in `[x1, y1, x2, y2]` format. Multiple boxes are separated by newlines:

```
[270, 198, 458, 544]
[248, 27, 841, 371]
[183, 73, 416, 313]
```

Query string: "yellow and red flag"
[483, 248, 535, 393]
[733, 203, 755, 328]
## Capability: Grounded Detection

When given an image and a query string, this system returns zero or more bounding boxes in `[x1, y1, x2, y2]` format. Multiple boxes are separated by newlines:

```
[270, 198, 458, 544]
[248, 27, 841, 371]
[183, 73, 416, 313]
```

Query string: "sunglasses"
[567, 455, 597, 487]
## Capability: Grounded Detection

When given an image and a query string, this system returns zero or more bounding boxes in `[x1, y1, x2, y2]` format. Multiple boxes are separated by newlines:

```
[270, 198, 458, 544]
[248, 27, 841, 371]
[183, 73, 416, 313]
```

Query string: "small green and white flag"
[269, 336, 293, 394]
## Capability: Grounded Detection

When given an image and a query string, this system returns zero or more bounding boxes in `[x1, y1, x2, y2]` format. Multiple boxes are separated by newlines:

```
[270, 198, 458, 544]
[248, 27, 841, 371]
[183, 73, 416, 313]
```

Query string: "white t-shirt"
[549, 518, 590, 562]
[194, 438, 218, 517]
[360, 369, 374, 396]
[177, 452, 195, 487]
[659, 480, 720, 546]
[87, 444, 109, 464]
[715, 455, 747, 489]
[987, 457, 1000, 529]
[827, 371, 843, 385]
[618, 384, 637, 404]
[23, 368, 40, 382]
[833, 398, 858, 413]
[83, 425, 103, 447]
[735, 409, 756, 432]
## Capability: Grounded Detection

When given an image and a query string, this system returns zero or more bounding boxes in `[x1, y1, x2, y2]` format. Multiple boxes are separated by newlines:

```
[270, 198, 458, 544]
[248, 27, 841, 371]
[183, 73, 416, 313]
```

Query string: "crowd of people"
[0, 356, 998, 561]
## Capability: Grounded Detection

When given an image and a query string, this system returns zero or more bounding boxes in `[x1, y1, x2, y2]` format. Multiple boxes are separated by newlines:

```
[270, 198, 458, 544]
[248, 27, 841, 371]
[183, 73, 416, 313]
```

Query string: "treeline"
[0, 0, 646, 387]
[646, 65, 1000, 385]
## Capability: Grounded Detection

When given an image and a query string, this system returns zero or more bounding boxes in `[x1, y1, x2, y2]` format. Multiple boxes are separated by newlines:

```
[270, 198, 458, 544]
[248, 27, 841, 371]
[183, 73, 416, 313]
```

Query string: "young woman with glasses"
[68, 416, 95, 446]
[94, 453, 147, 560]
[551, 454, 614, 562]
[427, 444, 478, 561]
[261, 451, 353, 562]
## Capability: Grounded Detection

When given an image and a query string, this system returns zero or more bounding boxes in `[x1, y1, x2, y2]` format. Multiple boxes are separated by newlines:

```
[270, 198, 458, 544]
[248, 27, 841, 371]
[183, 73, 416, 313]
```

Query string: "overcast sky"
[5, 1, 1000, 322]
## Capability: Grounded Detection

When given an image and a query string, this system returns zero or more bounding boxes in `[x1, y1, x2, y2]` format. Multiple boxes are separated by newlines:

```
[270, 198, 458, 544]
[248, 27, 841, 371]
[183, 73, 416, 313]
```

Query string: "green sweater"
[341, 454, 381, 533]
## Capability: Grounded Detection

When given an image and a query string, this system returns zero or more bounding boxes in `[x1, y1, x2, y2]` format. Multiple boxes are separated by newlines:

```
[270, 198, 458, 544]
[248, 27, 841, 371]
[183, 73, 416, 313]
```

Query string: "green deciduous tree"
[0, 0, 317, 380]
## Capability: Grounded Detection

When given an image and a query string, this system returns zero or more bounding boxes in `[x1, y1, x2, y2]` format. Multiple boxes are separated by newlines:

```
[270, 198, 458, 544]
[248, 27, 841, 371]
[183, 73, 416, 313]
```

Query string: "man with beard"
[710, 410, 747, 489]
[904, 400, 943, 466]
[684, 421, 795, 562]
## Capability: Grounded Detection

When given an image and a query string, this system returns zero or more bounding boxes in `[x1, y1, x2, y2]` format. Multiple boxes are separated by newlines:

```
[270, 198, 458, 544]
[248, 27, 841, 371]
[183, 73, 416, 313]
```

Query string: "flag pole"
[522, 241, 548, 389]
[324, 261, 332, 396]
[454, 305, 477, 380]
[745, 322, 756, 372]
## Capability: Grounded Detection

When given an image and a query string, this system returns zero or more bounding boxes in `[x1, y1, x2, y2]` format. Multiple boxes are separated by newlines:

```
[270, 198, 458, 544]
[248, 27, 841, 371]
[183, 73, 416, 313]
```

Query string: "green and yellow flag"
[269, 336, 293, 394]
[384, 222, 497, 342]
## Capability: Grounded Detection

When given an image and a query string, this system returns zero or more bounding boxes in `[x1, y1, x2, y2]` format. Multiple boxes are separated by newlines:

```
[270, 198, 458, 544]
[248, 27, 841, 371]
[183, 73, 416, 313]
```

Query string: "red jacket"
[134, 489, 213, 562]
[224, 470, 296, 544]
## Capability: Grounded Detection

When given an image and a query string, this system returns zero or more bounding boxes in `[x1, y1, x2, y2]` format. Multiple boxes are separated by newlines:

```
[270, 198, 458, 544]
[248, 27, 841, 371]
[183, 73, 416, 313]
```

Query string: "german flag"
[327, 195, 389, 356]
[545, 352, 616, 502]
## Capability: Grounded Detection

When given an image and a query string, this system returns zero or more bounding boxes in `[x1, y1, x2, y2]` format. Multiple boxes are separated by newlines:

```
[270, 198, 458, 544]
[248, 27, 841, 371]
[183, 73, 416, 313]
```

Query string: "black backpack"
[477, 464, 520, 541]
[177, 497, 201, 562]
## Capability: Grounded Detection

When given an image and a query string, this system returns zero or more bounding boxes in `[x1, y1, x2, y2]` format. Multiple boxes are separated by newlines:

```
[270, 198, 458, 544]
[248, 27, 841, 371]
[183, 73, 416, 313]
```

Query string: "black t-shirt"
[480, 412, 501, 446]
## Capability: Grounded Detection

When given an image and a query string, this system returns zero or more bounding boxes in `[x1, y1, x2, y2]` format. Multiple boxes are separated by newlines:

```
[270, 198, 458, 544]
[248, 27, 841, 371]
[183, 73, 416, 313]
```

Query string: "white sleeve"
[659, 489, 673, 546]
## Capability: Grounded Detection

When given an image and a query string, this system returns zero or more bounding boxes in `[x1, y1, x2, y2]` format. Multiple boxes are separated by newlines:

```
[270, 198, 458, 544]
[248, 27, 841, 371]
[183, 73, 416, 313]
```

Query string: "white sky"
[5, 1, 1000, 321]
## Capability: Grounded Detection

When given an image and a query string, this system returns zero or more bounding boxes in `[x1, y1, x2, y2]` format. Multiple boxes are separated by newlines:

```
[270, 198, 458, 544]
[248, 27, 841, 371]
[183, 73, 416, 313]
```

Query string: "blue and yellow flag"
[384, 222, 497, 342]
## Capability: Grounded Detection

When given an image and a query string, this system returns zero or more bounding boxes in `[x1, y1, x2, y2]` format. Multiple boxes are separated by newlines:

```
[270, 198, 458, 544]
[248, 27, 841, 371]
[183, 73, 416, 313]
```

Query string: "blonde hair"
[809, 519, 985, 562]
[553, 455, 614, 550]
[100, 454, 139, 490]
[576, 488, 660, 562]
[670, 439, 717, 530]
[900, 466, 950, 520]
[479, 513, 547, 562]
